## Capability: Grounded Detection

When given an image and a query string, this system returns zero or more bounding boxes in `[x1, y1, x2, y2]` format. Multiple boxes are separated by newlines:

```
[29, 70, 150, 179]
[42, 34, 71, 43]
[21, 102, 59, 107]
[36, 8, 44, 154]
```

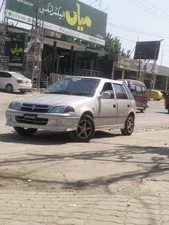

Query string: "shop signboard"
[6, 0, 107, 45]
[5, 33, 27, 67]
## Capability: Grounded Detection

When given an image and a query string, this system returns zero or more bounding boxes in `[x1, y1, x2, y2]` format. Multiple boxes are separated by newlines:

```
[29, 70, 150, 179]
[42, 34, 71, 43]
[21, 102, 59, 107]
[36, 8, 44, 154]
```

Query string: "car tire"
[121, 114, 135, 136]
[14, 127, 37, 136]
[20, 90, 26, 94]
[68, 115, 95, 142]
[6, 84, 13, 93]
[140, 107, 146, 113]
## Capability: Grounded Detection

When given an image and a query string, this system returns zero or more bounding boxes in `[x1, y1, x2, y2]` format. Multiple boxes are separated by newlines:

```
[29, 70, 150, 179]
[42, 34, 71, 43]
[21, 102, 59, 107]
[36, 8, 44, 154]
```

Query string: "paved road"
[0, 93, 169, 225]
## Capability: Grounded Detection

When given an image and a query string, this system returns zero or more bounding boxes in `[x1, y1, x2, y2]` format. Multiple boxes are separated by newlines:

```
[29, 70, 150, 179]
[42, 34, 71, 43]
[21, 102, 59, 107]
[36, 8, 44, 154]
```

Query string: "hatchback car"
[6, 77, 136, 142]
[0, 71, 32, 93]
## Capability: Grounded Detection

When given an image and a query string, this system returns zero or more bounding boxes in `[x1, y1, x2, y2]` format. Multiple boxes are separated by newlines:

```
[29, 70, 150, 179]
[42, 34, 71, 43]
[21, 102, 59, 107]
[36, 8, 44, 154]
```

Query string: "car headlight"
[9, 101, 22, 110]
[50, 106, 75, 113]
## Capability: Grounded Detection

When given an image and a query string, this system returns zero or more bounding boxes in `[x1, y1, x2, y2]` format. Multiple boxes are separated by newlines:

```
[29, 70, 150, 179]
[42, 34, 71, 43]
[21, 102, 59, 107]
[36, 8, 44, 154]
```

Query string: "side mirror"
[40, 88, 45, 93]
[99, 91, 112, 99]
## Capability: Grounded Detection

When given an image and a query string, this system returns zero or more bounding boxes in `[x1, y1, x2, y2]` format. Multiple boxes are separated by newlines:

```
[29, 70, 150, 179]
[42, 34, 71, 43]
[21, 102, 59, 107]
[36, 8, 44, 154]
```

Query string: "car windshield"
[44, 77, 100, 97]
[11, 72, 26, 79]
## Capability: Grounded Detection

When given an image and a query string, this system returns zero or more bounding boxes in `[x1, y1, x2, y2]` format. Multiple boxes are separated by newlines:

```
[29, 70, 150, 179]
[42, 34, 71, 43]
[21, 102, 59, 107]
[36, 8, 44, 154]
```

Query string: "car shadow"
[94, 131, 121, 139]
[0, 131, 69, 145]
[155, 112, 168, 114]
[0, 130, 121, 145]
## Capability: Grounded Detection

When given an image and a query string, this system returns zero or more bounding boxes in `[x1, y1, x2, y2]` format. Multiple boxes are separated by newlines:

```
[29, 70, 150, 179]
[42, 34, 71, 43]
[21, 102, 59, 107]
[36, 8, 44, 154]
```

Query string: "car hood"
[16, 94, 90, 106]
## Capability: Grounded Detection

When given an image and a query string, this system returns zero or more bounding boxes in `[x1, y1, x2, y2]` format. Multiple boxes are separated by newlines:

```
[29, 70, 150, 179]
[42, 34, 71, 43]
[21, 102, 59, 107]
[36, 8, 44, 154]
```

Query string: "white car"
[6, 77, 136, 142]
[0, 71, 32, 93]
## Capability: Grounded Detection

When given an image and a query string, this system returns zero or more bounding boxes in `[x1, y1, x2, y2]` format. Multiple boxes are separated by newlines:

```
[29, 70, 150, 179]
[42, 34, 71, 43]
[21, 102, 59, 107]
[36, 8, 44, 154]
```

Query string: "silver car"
[6, 76, 136, 142]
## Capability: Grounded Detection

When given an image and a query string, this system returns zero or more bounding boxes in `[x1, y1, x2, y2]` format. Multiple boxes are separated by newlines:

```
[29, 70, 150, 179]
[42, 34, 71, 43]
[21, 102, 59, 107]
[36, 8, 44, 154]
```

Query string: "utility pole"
[0, 0, 8, 70]
[26, 0, 44, 89]
[138, 52, 142, 80]
[161, 50, 164, 66]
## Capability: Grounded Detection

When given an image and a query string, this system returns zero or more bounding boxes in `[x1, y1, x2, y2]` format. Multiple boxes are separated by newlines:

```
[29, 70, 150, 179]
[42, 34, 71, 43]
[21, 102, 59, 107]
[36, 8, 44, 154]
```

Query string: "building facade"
[113, 56, 169, 92]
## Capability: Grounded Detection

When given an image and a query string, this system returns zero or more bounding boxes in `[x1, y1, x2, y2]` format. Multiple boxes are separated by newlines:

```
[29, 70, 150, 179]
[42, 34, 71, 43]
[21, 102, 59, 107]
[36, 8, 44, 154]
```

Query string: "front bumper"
[6, 109, 80, 132]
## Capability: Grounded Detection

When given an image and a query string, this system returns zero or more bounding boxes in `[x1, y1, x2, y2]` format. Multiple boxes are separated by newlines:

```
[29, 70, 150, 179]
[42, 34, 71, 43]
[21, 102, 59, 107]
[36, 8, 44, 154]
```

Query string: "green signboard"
[5, 33, 27, 67]
[6, 0, 107, 46]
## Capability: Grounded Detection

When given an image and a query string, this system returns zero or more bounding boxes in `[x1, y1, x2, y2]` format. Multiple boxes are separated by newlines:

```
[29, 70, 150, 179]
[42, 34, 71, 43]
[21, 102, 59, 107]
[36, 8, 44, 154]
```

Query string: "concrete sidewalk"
[1, 191, 169, 225]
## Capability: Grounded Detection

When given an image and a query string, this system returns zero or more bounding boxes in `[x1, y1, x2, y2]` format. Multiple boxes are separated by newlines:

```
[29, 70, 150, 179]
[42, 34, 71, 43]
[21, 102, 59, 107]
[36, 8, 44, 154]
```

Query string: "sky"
[81, 0, 169, 67]
[1, 0, 169, 67]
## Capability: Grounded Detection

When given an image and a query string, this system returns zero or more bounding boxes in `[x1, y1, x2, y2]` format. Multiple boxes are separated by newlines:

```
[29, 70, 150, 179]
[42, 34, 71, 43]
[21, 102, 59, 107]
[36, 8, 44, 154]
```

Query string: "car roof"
[121, 79, 146, 86]
[68, 76, 124, 84]
[0, 71, 20, 74]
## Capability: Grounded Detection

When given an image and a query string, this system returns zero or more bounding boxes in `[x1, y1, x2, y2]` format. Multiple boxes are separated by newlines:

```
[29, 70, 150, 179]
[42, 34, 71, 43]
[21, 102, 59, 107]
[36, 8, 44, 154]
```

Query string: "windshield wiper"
[44, 91, 72, 95]
[71, 93, 91, 96]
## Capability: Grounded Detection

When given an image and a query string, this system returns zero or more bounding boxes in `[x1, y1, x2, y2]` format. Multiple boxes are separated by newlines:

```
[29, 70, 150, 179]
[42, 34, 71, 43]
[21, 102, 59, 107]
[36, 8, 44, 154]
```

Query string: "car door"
[142, 86, 148, 105]
[135, 85, 143, 107]
[113, 83, 131, 125]
[0, 72, 11, 90]
[95, 82, 118, 127]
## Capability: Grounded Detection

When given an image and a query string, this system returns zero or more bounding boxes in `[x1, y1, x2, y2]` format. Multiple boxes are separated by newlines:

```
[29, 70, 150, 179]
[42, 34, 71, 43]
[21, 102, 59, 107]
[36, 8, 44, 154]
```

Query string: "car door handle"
[113, 104, 116, 108]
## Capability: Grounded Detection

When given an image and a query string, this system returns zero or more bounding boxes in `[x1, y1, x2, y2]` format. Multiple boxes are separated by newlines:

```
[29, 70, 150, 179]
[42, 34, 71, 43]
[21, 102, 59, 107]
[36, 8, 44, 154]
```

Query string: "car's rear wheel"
[14, 127, 37, 136]
[20, 90, 26, 94]
[6, 84, 13, 93]
[69, 115, 95, 142]
[121, 114, 135, 136]
[140, 108, 145, 113]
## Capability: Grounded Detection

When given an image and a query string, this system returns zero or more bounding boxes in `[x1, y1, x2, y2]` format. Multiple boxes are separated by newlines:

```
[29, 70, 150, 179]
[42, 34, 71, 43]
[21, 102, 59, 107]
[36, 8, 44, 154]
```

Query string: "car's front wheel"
[69, 115, 95, 142]
[121, 114, 135, 136]
[14, 127, 37, 136]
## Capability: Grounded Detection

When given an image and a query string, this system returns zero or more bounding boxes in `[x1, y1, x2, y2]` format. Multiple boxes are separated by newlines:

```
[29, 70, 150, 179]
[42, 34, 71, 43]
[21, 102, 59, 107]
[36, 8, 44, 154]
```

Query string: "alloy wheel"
[127, 116, 134, 134]
[76, 119, 93, 140]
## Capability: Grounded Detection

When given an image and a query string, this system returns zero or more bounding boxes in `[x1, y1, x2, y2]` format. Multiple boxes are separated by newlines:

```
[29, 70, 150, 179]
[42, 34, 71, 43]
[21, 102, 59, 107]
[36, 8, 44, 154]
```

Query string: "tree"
[105, 33, 132, 60]
[104, 33, 122, 60]
[120, 49, 131, 58]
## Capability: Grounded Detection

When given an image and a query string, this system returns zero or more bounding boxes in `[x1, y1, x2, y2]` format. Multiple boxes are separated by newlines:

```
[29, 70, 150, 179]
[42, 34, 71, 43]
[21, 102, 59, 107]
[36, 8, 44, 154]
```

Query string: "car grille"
[15, 116, 48, 126]
[21, 103, 50, 113]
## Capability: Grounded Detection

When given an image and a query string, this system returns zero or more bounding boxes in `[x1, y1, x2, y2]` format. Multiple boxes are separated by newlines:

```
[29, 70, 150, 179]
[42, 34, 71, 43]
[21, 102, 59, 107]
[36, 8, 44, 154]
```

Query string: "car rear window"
[11, 72, 26, 79]
[124, 85, 135, 100]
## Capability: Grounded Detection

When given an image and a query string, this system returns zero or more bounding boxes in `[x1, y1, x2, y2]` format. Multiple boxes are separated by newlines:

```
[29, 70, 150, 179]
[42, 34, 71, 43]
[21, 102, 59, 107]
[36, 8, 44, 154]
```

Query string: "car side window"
[101, 82, 114, 99]
[136, 85, 142, 93]
[142, 86, 147, 93]
[0, 72, 11, 78]
[114, 83, 128, 99]
[5, 73, 12, 78]
[130, 85, 136, 93]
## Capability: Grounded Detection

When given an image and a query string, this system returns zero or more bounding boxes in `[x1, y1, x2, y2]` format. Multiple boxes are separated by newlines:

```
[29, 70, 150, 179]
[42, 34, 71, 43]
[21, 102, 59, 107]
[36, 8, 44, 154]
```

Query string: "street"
[0, 92, 169, 225]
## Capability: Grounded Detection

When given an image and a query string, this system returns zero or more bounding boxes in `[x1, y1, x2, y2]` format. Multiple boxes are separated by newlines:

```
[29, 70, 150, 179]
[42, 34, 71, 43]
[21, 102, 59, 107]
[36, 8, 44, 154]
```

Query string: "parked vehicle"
[6, 76, 136, 142]
[0, 71, 32, 93]
[148, 89, 163, 101]
[121, 79, 148, 113]
[164, 88, 169, 113]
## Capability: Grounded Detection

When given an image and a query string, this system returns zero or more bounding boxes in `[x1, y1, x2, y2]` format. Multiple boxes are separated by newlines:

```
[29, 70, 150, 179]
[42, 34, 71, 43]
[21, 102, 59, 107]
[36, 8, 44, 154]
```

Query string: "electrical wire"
[141, 0, 169, 19]
[107, 23, 168, 39]
[127, 0, 169, 22]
